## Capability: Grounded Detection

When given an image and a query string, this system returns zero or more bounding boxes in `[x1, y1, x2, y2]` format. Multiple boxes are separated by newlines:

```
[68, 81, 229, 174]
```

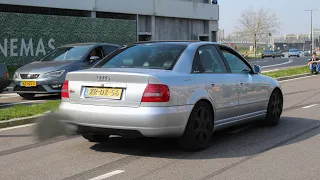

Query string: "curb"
[0, 111, 50, 129]
[0, 72, 317, 130]
[276, 73, 316, 81]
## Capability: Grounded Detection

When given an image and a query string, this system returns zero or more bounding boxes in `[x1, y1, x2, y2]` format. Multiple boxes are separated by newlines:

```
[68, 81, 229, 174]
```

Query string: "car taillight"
[141, 84, 170, 102]
[5, 72, 9, 79]
[61, 80, 69, 98]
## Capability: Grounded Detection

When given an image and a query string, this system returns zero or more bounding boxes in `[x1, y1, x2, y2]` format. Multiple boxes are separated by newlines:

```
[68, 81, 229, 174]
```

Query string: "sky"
[219, 0, 319, 36]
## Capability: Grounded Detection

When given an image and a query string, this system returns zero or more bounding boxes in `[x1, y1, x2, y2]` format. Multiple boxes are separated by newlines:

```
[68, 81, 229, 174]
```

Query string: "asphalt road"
[249, 56, 310, 72]
[0, 75, 319, 180]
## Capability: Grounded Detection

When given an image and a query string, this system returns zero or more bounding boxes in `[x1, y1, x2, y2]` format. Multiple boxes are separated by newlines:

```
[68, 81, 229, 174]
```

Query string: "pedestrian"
[307, 52, 320, 74]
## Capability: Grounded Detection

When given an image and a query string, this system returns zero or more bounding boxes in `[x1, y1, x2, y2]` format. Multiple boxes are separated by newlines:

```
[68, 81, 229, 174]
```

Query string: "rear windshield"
[96, 44, 187, 70]
[39, 45, 93, 61]
[289, 49, 298, 52]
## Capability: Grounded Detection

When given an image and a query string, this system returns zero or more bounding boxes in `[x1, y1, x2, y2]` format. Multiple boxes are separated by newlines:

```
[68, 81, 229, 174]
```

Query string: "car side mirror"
[89, 56, 100, 63]
[253, 64, 261, 74]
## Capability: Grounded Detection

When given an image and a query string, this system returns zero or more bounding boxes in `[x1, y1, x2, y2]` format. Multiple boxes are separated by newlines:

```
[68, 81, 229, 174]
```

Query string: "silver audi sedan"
[59, 41, 283, 151]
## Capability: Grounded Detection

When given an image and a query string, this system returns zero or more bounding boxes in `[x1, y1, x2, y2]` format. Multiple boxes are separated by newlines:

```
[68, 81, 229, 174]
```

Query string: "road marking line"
[0, 100, 47, 107]
[302, 104, 318, 109]
[262, 69, 279, 73]
[261, 58, 293, 68]
[0, 124, 35, 131]
[0, 93, 19, 96]
[88, 170, 125, 180]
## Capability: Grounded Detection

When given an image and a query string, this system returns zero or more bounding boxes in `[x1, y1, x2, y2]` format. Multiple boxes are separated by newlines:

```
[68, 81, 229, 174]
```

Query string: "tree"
[236, 7, 280, 57]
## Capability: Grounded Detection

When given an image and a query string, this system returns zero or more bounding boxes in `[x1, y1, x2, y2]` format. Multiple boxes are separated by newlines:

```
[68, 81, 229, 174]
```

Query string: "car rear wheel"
[263, 89, 283, 126]
[18, 93, 35, 100]
[82, 134, 110, 142]
[179, 101, 214, 151]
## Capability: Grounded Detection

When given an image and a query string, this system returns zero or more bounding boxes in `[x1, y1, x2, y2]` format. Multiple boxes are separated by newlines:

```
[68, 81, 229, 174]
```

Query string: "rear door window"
[192, 45, 228, 73]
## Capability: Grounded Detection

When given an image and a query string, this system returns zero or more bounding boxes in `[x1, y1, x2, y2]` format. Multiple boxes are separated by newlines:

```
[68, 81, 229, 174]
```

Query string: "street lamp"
[306, 9, 318, 52]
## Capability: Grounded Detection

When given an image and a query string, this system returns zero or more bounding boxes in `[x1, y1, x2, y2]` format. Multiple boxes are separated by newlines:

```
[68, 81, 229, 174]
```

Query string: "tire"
[273, 56, 275, 58]
[82, 134, 109, 142]
[263, 89, 283, 126]
[179, 101, 214, 151]
[18, 93, 35, 100]
[297, 55, 300, 58]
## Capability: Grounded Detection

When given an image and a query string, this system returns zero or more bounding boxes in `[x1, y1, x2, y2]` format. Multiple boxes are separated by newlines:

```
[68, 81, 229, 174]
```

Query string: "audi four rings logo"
[97, 75, 110, 81]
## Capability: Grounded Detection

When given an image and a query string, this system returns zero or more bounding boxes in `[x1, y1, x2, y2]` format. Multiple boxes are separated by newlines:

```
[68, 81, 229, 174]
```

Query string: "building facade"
[0, 0, 219, 65]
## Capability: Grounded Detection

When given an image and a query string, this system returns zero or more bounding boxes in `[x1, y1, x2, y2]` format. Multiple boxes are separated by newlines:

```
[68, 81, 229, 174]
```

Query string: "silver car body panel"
[59, 42, 282, 137]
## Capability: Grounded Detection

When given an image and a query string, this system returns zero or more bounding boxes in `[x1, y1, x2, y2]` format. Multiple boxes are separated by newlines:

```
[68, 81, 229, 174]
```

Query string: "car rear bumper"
[58, 102, 194, 138]
[12, 77, 64, 94]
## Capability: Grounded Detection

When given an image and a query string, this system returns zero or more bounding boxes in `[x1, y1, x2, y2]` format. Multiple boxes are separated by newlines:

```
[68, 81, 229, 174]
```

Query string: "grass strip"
[263, 66, 310, 78]
[0, 100, 61, 121]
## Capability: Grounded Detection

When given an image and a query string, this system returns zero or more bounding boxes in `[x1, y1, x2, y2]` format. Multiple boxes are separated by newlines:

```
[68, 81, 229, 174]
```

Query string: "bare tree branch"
[235, 7, 280, 53]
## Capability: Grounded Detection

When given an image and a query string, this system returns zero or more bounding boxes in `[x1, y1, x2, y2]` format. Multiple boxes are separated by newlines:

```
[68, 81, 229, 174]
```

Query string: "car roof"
[60, 42, 120, 48]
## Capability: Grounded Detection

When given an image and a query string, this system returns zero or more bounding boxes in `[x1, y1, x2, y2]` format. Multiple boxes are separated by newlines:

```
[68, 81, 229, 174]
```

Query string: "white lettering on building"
[0, 38, 7, 57]
[35, 38, 46, 56]
[0, 38, 56, 57]
[20, 38, 34, 56]
[10, 38, 18, 57]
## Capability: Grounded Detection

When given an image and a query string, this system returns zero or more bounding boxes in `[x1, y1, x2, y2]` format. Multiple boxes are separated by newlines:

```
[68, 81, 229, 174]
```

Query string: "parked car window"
[39, 45, 94, 61]
[192, 45, 227, 73]
[103, 45, 118, 55]
[99, 44, 187, 70]
[87, 46, 104, 61]
[219, 47, 252, 73]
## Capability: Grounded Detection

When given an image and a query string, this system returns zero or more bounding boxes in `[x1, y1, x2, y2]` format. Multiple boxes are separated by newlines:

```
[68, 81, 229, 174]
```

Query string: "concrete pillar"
[136, 15, 139, 42]
[151, 16, 156, 40]
[91, 11, 96, 18]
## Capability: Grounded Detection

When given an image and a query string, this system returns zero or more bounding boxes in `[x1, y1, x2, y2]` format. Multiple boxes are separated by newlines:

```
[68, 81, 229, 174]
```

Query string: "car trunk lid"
[65, 68, 168, 107]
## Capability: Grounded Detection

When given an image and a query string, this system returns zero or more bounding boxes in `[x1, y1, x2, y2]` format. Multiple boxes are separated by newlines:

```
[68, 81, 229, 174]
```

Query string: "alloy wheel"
[271, 92, 282, 120]
[193, 107, 212, 143]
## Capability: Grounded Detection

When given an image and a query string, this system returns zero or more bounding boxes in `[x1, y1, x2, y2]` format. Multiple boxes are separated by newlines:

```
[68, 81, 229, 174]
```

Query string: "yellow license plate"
[20, 81, 37, 87]
[85, 87, 123, 99]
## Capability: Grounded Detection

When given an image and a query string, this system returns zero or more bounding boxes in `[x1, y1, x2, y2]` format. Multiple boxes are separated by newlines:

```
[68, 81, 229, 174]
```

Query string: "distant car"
[12, 43, 121, 99]
[304, 51, 312, 56]
[0, 63, 11, 93]
[59, 41, 284, 151]
[261, 50, 275, 58]
[274, 51, 285, 57]
[288, 49, 300, 58]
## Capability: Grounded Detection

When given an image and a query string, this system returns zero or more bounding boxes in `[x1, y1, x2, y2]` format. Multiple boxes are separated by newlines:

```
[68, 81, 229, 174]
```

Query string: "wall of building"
[153, 17, 210, 40]
[0, 12, 136, 65]
[0, 0, 219, 20]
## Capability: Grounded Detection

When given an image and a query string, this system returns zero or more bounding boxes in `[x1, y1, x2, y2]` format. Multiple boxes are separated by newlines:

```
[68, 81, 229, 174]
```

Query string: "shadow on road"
[88, 116, 319, 159]
[28, 94, 61, 101]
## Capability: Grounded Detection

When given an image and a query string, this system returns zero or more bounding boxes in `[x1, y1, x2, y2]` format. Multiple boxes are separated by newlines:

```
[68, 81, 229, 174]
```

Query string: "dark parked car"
[0, 63, 11, 93]
[12, 43, 121, 99]
[274, 51, 285, 57]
